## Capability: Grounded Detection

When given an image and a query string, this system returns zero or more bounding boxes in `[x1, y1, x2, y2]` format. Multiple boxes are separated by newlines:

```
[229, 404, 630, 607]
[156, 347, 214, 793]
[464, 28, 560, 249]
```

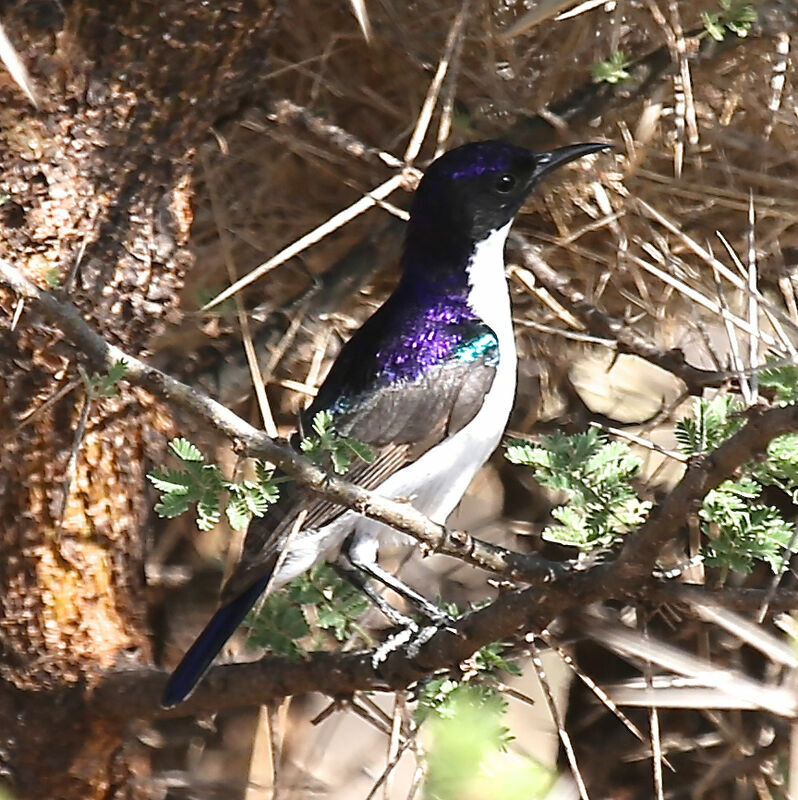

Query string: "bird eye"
[494, 173, 516, 193]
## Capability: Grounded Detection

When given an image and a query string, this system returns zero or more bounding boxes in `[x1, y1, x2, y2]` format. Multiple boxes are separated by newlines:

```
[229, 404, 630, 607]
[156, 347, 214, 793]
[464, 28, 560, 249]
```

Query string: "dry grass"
[154, 1, 798, 797]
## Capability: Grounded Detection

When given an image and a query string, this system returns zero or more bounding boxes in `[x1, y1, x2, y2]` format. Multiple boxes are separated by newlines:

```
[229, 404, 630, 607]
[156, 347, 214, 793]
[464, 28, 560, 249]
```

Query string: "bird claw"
[405, 624, 439, 659]
[425, 608, 455, 627]
[371, 621, 449, 669]
[371, 624, 418, 668]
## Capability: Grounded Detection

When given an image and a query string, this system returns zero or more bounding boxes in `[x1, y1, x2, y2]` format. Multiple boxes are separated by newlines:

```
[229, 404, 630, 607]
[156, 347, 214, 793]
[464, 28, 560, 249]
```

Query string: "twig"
[764, 31, 790, 140]
[638, 611, 665, 800]
[0, 257, 565, 584]
[403, 2, 469, 164]
[636, 197, 798, 342]
[0, 20, 38, 107]
[537, 628, 668, 766]
[434, 0, 470, 157]
[202, 173, 408, 311]
[627, 251, 780, 351]
[55, 383, 92, 525]
[510, 234, 729, 393]
[589, 421, 688, 463]
[529, 640, 591, 800]
[263, 100, 404, 169]
[8, 257, 798, 719]
[203, 151, 278, 436]
[363, 738, 414, 800]
[617, 404, 798, 575]
[652, 583, 798, 614]
[747, 192, 760, 403]
[709, 249, 750, 403]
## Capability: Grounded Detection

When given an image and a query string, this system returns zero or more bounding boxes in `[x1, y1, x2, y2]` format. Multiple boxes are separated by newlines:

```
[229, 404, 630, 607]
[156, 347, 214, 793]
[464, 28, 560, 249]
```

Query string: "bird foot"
[405, 624, 439, 659]
[423, 606, 456, 627]
[371, 624, 418, 668]
[371, 621, 447, 669]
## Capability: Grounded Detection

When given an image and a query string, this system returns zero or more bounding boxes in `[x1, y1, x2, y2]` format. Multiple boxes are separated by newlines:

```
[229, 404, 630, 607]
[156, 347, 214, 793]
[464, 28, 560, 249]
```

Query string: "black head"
[409, 139, 611, 243]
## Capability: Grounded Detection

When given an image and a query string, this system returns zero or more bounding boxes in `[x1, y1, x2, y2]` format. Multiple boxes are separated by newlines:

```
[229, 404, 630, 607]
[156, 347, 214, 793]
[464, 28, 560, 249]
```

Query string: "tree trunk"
[0, 3, 277, 797]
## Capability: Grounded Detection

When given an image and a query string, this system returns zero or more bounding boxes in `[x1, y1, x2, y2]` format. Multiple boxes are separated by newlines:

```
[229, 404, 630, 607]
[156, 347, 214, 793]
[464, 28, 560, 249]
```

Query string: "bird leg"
[331, 561, 417, 629]
[339, 536, 459, 669]
[342, 534, 455, 627]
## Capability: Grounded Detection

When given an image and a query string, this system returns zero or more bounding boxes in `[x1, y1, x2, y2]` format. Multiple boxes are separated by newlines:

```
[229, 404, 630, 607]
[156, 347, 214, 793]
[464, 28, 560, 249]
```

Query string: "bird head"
[409, 139, 611, 243]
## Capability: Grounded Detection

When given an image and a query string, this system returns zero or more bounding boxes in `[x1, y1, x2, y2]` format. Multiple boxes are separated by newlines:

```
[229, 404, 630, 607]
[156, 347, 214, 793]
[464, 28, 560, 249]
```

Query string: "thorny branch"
[506, 0, 798, 146]
[510, 234, 730, 394]
[0, 258, 565, 582]
[5, 258, 798, 718]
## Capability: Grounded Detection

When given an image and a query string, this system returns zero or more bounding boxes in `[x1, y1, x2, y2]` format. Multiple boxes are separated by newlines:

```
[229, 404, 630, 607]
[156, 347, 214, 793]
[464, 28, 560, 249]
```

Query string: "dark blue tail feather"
[161, 576, 270, 708]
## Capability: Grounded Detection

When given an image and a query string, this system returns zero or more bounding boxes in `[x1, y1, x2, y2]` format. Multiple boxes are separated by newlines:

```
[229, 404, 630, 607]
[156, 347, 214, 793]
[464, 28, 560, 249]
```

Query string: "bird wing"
[221, 312, 500, 600]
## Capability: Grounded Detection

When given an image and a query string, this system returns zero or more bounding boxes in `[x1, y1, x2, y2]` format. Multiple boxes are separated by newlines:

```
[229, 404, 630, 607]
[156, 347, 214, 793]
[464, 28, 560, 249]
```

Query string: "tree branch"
[7, 257, 798, 719]
[0, 258, 565, 583]
[93, 565, 617, 720]
[97, 397, 798, 718]
[616, 403, 798, 575]
[509, 234, 729, 394]
[650, 583, 798, 613]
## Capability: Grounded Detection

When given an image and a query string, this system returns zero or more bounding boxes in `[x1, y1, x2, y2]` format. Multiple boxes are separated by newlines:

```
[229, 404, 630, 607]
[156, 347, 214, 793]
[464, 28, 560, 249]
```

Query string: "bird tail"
[161, 575, 270, 708]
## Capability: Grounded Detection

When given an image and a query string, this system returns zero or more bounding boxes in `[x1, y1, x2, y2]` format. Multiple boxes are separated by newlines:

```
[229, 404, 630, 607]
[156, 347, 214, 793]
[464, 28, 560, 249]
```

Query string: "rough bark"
[0, 2, 277, 797]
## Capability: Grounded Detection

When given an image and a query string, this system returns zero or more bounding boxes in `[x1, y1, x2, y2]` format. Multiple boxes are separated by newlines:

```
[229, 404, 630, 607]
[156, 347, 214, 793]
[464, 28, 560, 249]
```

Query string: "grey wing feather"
[221, 344, 498, 600]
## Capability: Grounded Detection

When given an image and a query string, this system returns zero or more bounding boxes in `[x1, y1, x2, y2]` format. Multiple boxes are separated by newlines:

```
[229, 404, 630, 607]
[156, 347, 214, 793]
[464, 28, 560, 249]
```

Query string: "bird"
[162, 138, 610, 707]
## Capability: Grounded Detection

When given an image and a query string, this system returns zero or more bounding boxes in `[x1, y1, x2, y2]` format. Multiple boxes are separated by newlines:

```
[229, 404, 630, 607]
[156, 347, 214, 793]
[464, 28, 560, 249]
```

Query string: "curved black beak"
[533, 142, 613, 180]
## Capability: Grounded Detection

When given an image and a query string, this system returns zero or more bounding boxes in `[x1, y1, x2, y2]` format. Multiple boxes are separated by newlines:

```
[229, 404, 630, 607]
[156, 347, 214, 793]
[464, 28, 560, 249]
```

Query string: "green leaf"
[225, 493, 252, 530]
[96, 360, 129, 397]
[196, 496, 221, 531]
[701, 489, 795, 573]
[416, 677, 463, 723]
[342, 437, 375, 464]
[760, 363, 798, 405]
[506, 429, 649, 553]
[244, 483, 275, 516]
[723, 0, 756, 37]
[150, 436, 279, 532]
[312, 409, 334, 437]
[299, 412, 373, 474]
[329, 444, 351, 474]
[675, 396, 745, 455]
[315, 604, 351, 639]
[504, 440, 538, 466]
[592, 51, 631, 84]
[169, 437, 204, 462]
[299, 437, 321, 461]
[45, 267, 62, 288]
[298, 563, 369, 640]
[246, 593, 310, 658]
[422, 690, 551, 800]
[701, 11, 726, 40]
[287, 577, 325, 606]
[246, 564, 370, 655]
[81, 360, 129, 399]
[474, 642, 521, 677]
[154, 492, 191, 519]
[147, 467, 190, 495]
[677, 403, 798, 572]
